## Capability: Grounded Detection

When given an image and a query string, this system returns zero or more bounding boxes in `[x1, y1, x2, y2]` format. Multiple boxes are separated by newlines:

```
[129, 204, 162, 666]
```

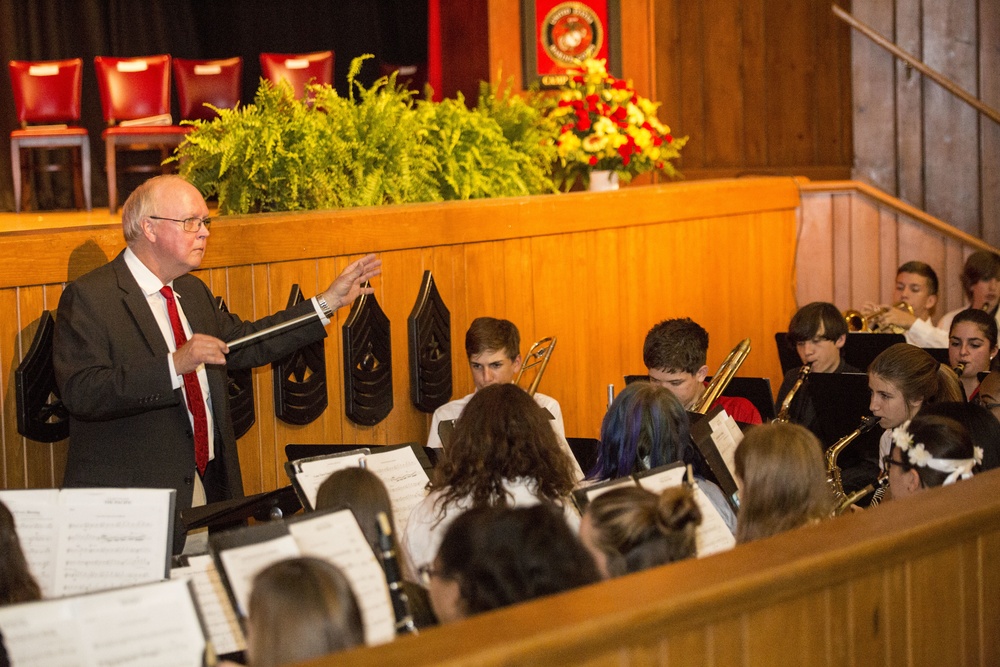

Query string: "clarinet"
[376, 512, 418, 635]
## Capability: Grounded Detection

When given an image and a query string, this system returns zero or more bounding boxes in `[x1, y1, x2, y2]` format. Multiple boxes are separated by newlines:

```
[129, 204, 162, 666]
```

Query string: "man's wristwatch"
[316, 294, 335, 319]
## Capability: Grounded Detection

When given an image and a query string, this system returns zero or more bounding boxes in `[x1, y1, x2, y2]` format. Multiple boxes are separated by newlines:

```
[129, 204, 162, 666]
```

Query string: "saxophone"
[775, 364, 811, 423]
[826, 415, 878, 515]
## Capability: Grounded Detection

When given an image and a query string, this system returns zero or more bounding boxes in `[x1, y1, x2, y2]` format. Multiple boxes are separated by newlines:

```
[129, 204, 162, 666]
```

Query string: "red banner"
[531, 0, 610, 87]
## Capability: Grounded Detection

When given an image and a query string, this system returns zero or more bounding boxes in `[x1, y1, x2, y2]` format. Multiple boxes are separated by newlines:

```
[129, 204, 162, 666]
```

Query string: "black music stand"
[805, 372, 881, 497]
[842, 333, 906, 371]
[566, 437, 600, 475]
[925, 347, 950, 365]
[774, 332, 801, 376]
[625, 374, 775, 422]
[180, 485, 302, 533]
[284, 443, 438, 475]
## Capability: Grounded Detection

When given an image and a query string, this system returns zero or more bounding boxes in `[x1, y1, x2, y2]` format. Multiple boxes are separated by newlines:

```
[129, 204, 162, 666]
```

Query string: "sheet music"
[77, 580, 205, 667]
[0, 580, 204, 667]
[0, 489, 60, 597]
[171, 555, 246, 655]
[54, 488, 173, 597]
[289, 510, 396, 646]
[708, 409, 743, 478]
[364, 447, 430, 539]
[636, 473, 736, 558]
[293, 452, 368, 510]
[218, 534, 301, 616]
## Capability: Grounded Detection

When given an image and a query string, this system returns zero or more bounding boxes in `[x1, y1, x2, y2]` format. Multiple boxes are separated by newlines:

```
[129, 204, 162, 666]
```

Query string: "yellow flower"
[557, 133, 581, 159]
[593, 116, 617, 136]
[583, 134, 608, 153]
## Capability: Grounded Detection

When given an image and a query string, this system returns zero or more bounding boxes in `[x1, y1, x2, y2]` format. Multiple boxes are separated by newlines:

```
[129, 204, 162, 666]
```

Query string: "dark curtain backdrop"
[0, 0, 427, 211]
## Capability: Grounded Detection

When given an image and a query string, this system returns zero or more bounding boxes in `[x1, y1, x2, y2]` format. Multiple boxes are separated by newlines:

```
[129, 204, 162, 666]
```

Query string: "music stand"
[842, 333, 905, 371]
[805, 372, 880, 496]
[925, 347, 950, 365]
[773, 332, 801, 376]
[180, 485, 302, 533]
[566, 437, 600, 475]
[284, 442, 438, 475]
[705, 376, 776, 422]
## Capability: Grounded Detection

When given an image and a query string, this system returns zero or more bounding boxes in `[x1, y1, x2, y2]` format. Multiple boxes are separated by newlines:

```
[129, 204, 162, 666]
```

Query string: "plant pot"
[588, 170, 620, 192]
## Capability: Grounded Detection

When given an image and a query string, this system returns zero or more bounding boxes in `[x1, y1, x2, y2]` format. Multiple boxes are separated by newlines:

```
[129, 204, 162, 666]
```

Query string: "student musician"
[937, 251, 1000, 335]
[643, 318, 762, 424]
[775, 302, 858, 431]
[864, 261, 946, 348]
[426, 317, 582, 479]
[947, 308, 998, 401]
[883, 414, 979, 501]
[868, 343, 964, 475]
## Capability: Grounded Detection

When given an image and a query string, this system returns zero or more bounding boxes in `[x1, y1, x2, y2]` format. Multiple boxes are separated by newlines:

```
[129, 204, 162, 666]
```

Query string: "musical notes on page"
[0, 489, 60, 597]
[363, 447, 430, 539]
[293, 451, 368, 509]
[171, 555, 246, 655]
[0, 579, 205, 667]
[217, 534, 301, 617]
[289, 510, 396, 645]
[636, 468, 736, 558]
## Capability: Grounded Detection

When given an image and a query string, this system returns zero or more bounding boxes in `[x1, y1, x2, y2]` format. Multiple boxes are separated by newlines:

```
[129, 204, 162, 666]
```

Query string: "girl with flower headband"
[885, 414, 980, 499]
[868, 343, 965, 476]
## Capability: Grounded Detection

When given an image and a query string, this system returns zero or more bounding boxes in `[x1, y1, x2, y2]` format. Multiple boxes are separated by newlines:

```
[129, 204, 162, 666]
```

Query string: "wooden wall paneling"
[813, 0, 852, 167]
[959, 541, 981, 666]
[701, 0, 743, 167]
[894, 0, 925, 211]
[745, 595, 824, 665]
[619, 225, 650, 378]
[677, 1, 706, 168]
[981, 531, 1000, 667]
[486, 0, 521, 89]
[850, 0, 897, 194]
[764, 0, 813, 166]
[921, 0, 980, 237]
[500, 237, 535, 349]
[908, 547, 968, 665]
[621, 0, 654, 98]
[981, 0, 1000, 248]
[43, 282, 68, 487]
[741, 0, 768, 167]
[849, 570, 890, 665]
[652, 0, 681, 159]
[0, 288, 22, 489]
[831, 193, 854, 309]
[941, 239, 968, 317]
[796, 194, 836, 307]
[243, 263, 274, 497]
[375, 248, 425, 447]
[438, 0, 489, 101]
[707, 616, 744, 667]
[463, 240, 506, 323]
[876, 209, 899, 306]
[825, 583, 853, 665]
[430, 244, 470, 410]
[896, 217, 949, 305]
[663, 626, 707, 667]
[18, 286, 51, 490]
[848, 196, 882, 307]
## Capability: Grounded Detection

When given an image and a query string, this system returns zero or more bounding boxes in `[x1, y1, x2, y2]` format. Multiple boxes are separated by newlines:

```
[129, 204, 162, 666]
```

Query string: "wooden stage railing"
[0, 178, 799, 495]
[320, 468, 1000, 667]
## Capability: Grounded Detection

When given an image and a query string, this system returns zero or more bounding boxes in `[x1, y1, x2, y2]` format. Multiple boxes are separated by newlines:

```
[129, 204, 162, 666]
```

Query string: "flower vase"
[588, 170, 620, 192]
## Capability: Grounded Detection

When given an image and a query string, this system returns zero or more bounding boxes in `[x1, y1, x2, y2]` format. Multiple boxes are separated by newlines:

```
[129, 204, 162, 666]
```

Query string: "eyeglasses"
[149, 215, 212, 233]
[882, 455, 910, 470]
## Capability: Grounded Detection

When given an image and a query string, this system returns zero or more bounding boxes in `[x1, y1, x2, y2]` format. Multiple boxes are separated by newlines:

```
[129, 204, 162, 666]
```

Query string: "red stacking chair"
[8, 58, 91, 212]
[173, 57, 243, 121]
[259, 51, 334, 99]
[93, 54, 189, 213]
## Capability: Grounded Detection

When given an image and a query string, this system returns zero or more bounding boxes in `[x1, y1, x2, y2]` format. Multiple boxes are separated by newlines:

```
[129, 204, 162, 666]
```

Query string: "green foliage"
[476, 80, 556, 195]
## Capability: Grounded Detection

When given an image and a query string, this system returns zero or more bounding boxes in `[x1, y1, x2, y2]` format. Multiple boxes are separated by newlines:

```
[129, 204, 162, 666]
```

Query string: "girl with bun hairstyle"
[579, 485, 701, 578]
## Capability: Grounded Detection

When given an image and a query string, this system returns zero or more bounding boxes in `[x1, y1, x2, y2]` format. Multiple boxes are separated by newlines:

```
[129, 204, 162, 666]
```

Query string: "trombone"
[691, 338, 751, 414]
[843, 301, 914, 334]
[515, 336, 556, 397]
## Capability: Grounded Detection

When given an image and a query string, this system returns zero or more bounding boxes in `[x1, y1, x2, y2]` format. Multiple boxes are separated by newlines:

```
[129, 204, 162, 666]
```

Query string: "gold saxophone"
[826, 415, 878, 515]
[775, 364, 811, 423]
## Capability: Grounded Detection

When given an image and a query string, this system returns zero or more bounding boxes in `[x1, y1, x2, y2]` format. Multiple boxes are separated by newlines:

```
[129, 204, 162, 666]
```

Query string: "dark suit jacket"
[53, 251, 327, 550]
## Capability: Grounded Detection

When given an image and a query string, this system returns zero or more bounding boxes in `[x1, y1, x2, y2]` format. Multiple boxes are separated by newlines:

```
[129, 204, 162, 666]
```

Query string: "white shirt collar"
[123, 247, 173, 297]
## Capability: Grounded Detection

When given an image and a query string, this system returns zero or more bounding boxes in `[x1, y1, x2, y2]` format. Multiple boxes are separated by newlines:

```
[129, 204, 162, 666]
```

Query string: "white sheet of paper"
[0, 489, 61, 597]
[708, 409, 742, 479]
[0, 579, 204, 667]
[171, 555, 246, 655]
[288, 510, 396, 646]
[293, 452, 367, 510]
[635, 473, 736, 557]
[363, 448, 430, 540]
[53, 488, 172, 597]
[218, 534, 301, 617]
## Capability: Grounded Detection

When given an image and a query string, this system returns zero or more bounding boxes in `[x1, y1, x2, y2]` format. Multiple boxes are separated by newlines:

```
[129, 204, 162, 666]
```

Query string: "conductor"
[53, 175, 381, 552]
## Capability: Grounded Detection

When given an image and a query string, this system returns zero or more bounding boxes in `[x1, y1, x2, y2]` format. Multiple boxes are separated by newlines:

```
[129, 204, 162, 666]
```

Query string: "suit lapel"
[112, 253, 170, 358]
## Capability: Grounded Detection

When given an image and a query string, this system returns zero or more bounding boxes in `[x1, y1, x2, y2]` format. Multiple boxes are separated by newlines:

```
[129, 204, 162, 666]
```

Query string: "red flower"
[613, 106, 628, 120]
[588, 155, 598, 166]
[653, 136, 663, 147]
[612, 79, 628, 90]
[577, 118, 591, 131]
[656, 161, 664, 169]
[665, 134, 673, 143]
[573, 75, 584, 83]
[558, 99, 571, 107]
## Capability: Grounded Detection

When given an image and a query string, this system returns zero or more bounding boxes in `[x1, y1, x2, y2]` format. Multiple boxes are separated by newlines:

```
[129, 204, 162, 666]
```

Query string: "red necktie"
[160, 286, 209, 476]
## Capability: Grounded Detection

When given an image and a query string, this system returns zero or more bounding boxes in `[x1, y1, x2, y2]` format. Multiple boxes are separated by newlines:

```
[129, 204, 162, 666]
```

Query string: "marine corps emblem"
[542, 2, 604, 64]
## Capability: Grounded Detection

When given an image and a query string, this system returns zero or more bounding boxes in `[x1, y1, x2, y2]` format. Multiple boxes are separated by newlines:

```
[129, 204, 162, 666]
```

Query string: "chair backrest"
[259, 50, 334, 98]
[173, 57, 242, 121]
[93, 54, 172, 124]
[8, 58, 83, 125]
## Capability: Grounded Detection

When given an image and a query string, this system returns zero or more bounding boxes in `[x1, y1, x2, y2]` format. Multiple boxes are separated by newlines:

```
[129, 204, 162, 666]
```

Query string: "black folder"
[624, 375, 775, 422]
